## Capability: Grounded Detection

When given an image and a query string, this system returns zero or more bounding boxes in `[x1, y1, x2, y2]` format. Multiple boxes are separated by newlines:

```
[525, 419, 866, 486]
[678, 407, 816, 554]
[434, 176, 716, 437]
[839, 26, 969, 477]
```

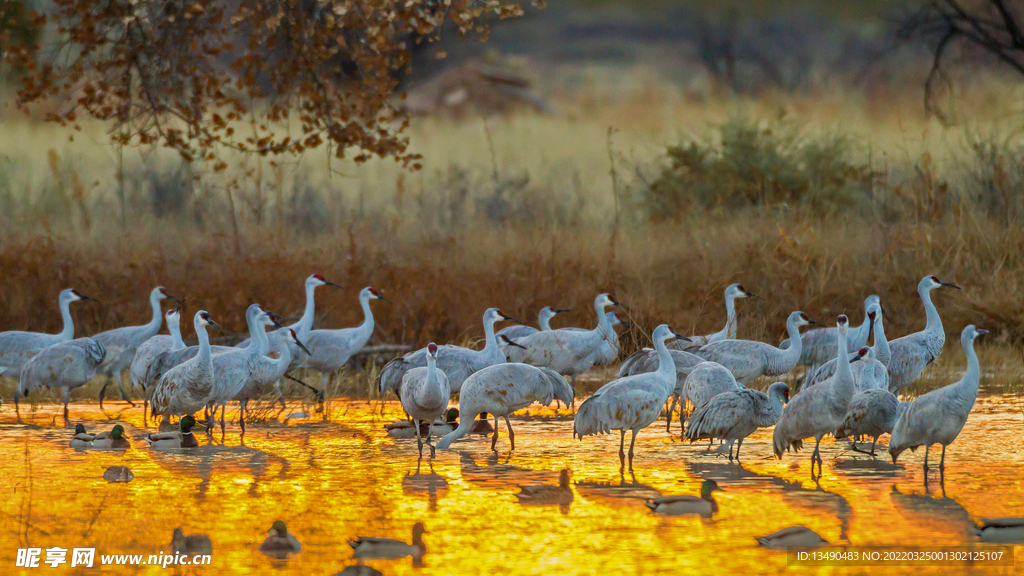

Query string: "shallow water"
[1, 394, 1023, 575]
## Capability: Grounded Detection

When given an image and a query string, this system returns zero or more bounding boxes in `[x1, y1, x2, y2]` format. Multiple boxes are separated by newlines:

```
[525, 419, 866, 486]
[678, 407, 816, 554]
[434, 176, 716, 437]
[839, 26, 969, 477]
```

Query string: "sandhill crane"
[131, 307, 186, 419]
[783, 295, 880, 369]
[685, 382, 789, 460]
[773, 315, 866, 476]
[888, 275, 961, 395]
[435, 362, 572, 452]
[230, 328, 309, 435]
[694, 311, 823, 384]
[618, 337, 704, 432]
[16, 337, 106, 421]
[0, 288, 94, 388]
[580, 311, 627, 366]
[679, 361, 742, 426]
[302, 287, 389, 398]
[497, 306, 568, 342]
[511, 293, 621, 397]
[149, 311, 221, 418]
[889, 325, 986, 472]
[93, 286, 181, 408]
[235, 273, 341, 352]
[378, 308, 518, 396]
[835, 385, 907, 456]
[400, 343, 452, 457]
[573, 324, 687, 470]
[801, 303, 889, 391]
[673, 283, 754, 349]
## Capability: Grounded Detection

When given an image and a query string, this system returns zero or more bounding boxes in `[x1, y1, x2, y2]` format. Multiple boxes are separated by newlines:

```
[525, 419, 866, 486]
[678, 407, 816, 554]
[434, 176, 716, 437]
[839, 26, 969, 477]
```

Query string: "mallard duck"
[91, 425, 130, 450]
[756, 526, 828, 549]
[473, 412, 495, 434]
[333, 566, 383, 576]
[974, 518, 1024, 543]
[103, 465, 134, 483]
[171, 527, 213, 555]
[70, 424, 95, 448]
[645, 479, 722, 516]
[145, 415, 199, 449]
[515, 469, 573, 506]
[385, 409, 459, 439]
[260, 520, 301, 558]
[349, 522, 426, 560]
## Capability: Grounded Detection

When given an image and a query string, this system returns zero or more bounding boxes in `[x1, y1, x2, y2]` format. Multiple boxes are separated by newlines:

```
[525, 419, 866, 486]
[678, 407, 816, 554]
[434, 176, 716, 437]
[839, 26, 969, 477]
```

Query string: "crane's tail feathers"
[540, 368, 573, 406]
[377, 358, 406, 395]
[573, 395, 609, 439]
[617, 351, 646, 377]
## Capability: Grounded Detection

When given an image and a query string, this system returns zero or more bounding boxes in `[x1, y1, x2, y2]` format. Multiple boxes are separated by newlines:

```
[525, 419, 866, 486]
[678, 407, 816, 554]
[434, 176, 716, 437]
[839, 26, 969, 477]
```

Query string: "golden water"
[2, 395, 1022, 575]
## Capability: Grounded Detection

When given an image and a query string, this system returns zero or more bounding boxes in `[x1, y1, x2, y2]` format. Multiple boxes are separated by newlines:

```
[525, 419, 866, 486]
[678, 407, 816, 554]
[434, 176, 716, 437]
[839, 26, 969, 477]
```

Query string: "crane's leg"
[240, 400, 248, 438]
[570, 375, 577, 412]
[504, 416, 515, 451]
[425, 421, 436, 458]
[870, 437, 878, 457]
[665, 394, 675, 432]
[490, 415, 500, 451]
[275, 381, 286, 413]
[628, 429, 638, 471]
[143, 397, 149, 427]
[618, 430, 626, 471]
[205, 403, 214, 431]
[220, 403, 226, 440]
[63, 388, 70, 423]
[320, 372, 330, 405]
[415, 419, 424, 458]
[939, 445, 946, 471]
[812, 436, 824, 477]
[98, 375, 115, 410]
[115, 371, 135, 406]
[923, 445, 930, 473]
[735, 439, 744, 461]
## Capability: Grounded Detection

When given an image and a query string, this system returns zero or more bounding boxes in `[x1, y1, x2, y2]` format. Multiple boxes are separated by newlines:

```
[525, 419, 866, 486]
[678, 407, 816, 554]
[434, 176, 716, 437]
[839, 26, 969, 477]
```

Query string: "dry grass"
[0, 67, 1022, 402]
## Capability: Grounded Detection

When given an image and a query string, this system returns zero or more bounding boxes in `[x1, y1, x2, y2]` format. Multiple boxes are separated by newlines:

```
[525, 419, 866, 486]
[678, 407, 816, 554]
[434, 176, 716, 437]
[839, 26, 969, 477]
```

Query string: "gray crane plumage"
[0, 289, 91, 384]
[670, 283, 754, 350]
[16, 337, 106, 421]
[379, 308, 515, 396]
[303, 287, 387, 395]
[150, 311, 220, 417]
[889, 325, 985, 470]
[887, 275, 960, 395]
[685, 382, 789, 460]
[92, 286, 180, 407]
[400, 343, 452, 456]
[497, 306, 567, 348]
[435, 362, 572, 451]
[835, 388, 908, 456]
[694, 311, 820, 384]
[130, 308, 186, 418]
[801, 303, 889, 392]
[781, 295, 879, 369]
[231, 325, 308, 435]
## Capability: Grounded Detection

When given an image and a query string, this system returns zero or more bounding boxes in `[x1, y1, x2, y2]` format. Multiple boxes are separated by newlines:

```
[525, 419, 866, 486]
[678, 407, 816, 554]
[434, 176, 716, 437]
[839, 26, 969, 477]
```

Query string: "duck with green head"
[90, 424, 130, 450]
[349, 522, 426, 560]
[645, 479, 723, 517]
[145, 415, 199, 449]
[70, 424, 95, 448]
[171, 527, 213, 555]
[260, 520, 301, 558]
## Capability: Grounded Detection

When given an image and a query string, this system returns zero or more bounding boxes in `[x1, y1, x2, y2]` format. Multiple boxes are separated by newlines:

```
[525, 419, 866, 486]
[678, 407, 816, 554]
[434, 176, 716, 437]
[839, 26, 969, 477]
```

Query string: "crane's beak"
[745, 291, 757, 299]
[378, 294, 393, 304]
[498, 312, 522, 324]
[325, 279, 343, 288]
[172, 303, 183, 314]
[808, 319, 826, 327]
[265, 311, 284, 328]
[207, 319, 222, 330]
[553, 308, 571, 314]
[670, 330, 691, 342]
[166, 293, 184, 305]
[500, 335, 527, 350]
[940, 281, 961, 290]
[976, 328, 990, 336]
[294, 337, 312, 356]
[79, 294, 100, 303]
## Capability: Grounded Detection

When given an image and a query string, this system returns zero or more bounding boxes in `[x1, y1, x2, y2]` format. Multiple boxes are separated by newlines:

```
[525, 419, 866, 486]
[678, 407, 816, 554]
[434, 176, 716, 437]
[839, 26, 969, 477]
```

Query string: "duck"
[171, 527, 213, 555]
[515, 469, 573, 506]
[103, 465, 134, 483]
[91, 425, 130, 450]
[756, 526, 828, 549]
[349, 522, 426, 560]
[334, 566, 383, 576]
[260, 520, 301, 558]
[70, 424, 94, 448]
[974, 518, 1024, 543]
[385, 409, 459, 439]
[473, 412, 495, 434]
[145, 415, 199, 449]
[645, 479, 722, 516]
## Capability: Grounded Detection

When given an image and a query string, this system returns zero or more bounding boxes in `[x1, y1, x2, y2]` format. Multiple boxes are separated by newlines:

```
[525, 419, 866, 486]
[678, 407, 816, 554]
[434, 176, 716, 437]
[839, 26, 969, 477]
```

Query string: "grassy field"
[0, 65, 1022, 403]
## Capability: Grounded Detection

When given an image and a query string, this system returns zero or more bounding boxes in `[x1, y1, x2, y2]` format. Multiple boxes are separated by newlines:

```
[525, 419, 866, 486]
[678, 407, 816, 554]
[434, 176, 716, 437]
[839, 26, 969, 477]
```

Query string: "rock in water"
[103, 466, 134, 483]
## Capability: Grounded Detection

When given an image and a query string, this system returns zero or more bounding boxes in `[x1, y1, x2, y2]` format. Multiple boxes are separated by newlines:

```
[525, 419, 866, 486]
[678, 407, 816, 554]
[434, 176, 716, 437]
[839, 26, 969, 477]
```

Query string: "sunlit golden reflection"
[1, 395, 1021, 574]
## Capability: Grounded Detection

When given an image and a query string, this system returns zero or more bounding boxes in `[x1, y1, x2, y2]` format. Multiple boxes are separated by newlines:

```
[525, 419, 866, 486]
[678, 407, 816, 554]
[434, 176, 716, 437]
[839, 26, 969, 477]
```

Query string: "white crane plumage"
[232, 326, 310, 435]
[801, 303, 889, 392]
[680, 361, 743, 414]
[618, 336, 704, 432]
[497, 306, 569, 343]
[235, 274, 341, 353]
[574, 311, 627, 366]
[835, 382, 908, 457]
[0, 288, 94, 386]
[510, 293, 621, 396]
[378, 307, 517, 396]
[773, 315, 866, 475]
[149, 311, 221, 418]
[573, 324, 687, 470]
[694, 311, 822, 384]
[672, 283, 754, 349]
[93, 286, 182, 408]
[435, 362, 573, 452]
[302, 286, 389, 398]
[685, 382, 789, 460]
[400, 343, 452, 457]
[783, 295, 879, 369]
[16, 337, 106, 421]
[887, 275, 960, 395]
[131, 307, 186, 419]
[889, 325, 986, 471]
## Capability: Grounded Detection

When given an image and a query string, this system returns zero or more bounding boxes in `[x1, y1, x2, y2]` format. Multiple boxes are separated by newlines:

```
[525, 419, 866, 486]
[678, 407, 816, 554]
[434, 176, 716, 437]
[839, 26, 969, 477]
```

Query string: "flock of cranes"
[0, 272, 986, 479]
